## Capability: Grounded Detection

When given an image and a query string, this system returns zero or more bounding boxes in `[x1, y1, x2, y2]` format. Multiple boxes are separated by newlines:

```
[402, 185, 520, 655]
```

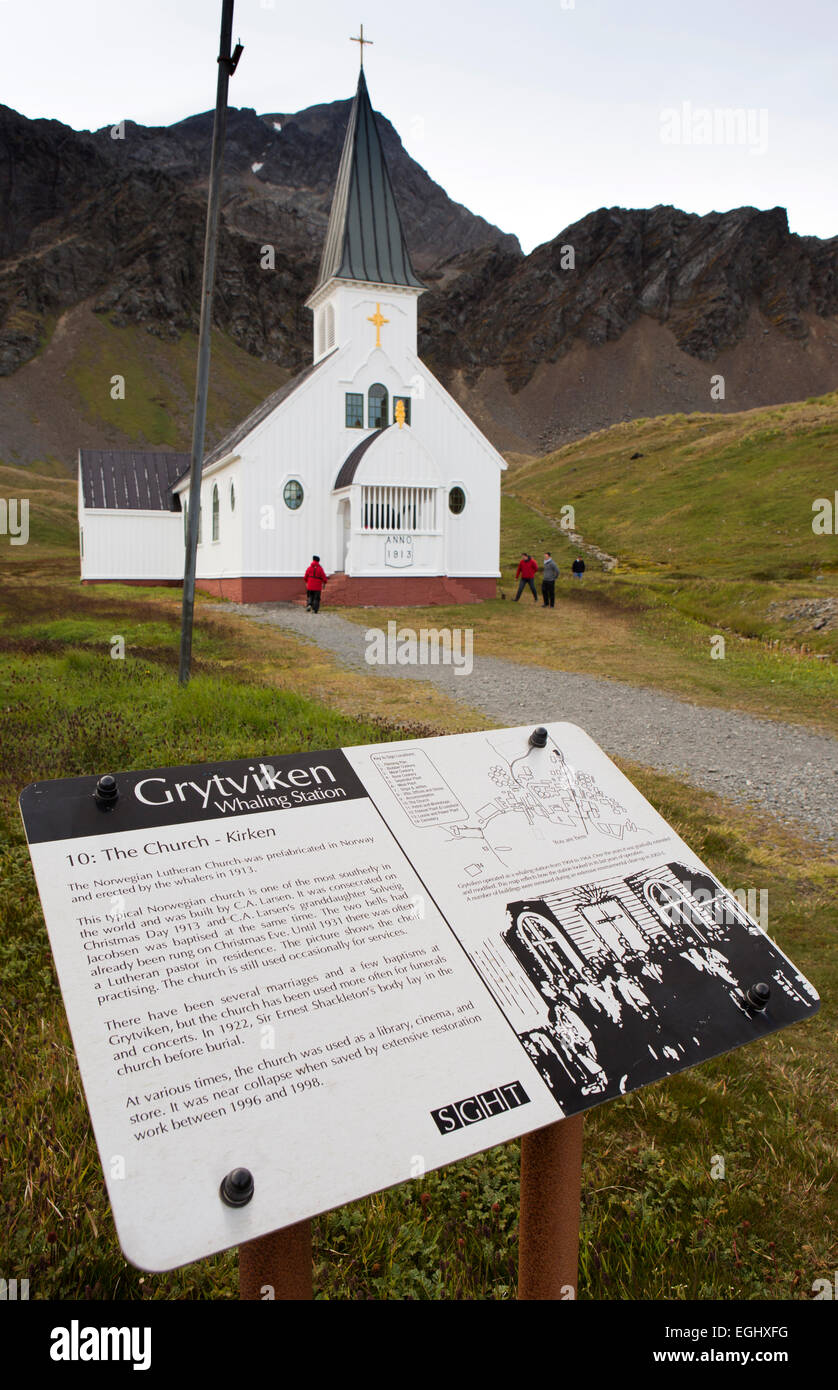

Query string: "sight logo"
[432, 1080, 531, 1134]
[50, 1320, 151, 1370]
[365, 620, 474, 676]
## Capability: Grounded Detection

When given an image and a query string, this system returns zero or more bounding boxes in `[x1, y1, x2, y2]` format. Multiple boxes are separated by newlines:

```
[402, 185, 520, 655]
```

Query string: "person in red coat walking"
[304, 555, 328, 612]
[514, 553, 539, 602]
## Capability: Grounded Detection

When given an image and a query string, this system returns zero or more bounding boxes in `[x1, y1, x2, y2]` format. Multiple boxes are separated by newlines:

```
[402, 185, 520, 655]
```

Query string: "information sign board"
[20, 724, 818, 1271]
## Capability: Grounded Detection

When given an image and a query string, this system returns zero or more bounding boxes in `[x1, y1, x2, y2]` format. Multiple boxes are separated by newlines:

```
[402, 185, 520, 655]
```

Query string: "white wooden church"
[78, 70, 506, 605]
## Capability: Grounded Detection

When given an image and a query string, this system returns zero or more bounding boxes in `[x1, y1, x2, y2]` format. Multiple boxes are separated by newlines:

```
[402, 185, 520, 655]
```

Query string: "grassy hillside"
[506, 393, 838, 580]
[0, 465, 77, 560]
[64, 316, 287, 451]
[0, 307, 287, 473]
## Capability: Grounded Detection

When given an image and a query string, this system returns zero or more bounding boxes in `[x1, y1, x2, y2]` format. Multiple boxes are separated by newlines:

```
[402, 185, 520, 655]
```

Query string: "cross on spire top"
[350, 23, 373, 68]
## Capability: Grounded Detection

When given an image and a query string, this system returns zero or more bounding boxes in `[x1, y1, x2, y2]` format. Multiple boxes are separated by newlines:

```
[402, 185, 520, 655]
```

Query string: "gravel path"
[230, 602, 838, 846]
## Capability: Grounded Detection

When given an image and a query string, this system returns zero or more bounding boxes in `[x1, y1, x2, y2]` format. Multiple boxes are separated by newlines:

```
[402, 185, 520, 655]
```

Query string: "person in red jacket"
[514, 552, 539, 602]
[304, 555, 328, 612]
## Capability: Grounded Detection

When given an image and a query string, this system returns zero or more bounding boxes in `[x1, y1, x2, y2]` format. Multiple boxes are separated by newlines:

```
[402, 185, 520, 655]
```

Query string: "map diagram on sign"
[371, 729, 644, 871]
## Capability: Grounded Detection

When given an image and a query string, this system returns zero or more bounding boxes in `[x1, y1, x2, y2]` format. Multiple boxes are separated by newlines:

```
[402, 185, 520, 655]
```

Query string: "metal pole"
[518, 1114, 584, 1300]
[239, 1221, 313, 1301]
[179, 0, 241, 685]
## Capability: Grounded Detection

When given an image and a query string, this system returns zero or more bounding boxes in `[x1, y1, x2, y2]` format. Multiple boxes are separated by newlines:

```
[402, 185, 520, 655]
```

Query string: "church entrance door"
[336, 499, 351, 572]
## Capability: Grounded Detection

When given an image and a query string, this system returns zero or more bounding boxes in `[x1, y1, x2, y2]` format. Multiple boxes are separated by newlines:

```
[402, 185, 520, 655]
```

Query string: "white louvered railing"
[360, 485, 440, 533]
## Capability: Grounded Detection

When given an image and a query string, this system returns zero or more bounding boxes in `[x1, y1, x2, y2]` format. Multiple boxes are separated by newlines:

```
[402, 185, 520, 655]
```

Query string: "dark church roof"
[315, 71, 425, 293]
[202, 353, 334, 468]
[79, 450, 189, 510]
[333, 425, 392, 490]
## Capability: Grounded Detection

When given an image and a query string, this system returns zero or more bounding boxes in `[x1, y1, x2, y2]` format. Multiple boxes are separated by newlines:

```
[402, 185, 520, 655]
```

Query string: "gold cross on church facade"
[350, 24, 373, 68]
[367, 302, 389, 347]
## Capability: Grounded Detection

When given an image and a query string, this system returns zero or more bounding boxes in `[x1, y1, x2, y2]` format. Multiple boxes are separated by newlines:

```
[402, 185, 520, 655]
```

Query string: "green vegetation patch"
[65, 317, 285, 449]
[508, 394, 838, 580]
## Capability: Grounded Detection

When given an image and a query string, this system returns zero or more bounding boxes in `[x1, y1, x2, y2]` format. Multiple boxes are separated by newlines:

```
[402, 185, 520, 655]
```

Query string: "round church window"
[448, 486, 466, 515]
[283, 479, 304, 510]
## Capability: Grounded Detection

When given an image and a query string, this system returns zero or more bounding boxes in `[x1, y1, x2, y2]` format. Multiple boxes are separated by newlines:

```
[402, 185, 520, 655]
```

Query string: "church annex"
[78, 70, 506, 605]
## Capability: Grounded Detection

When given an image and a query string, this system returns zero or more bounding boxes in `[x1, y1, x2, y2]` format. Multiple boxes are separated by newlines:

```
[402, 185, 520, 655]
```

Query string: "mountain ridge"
[1, 96, 837, 465]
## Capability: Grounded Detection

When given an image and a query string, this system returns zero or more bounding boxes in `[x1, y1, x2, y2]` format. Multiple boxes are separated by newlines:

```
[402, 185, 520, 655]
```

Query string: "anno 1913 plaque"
[20, 723, 818, 1271]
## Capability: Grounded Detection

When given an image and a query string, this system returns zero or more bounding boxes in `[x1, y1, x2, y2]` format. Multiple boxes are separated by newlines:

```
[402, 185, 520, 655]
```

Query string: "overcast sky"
[3, 0, 836, 253]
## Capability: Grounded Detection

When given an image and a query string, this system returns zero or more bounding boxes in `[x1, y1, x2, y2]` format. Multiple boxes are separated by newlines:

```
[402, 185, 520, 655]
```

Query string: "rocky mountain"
[1, 95, 837, 465]
[0, 98, 518, 379]
[423, 205, 838, 451]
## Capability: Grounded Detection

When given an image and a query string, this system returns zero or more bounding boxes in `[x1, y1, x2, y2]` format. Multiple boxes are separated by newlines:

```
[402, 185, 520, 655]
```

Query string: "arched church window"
[325, 303, 335, 349]
[183, 502, 188, 543]
[345, 393, 364, 429]
[212, 485, 220, 542]
[448, 486, 466, 515]
[230, 481, 236, 513]
[316, 313, 325, 358]
[368, 383, 388, 430]
[517, 912, 574, 985]
[283, 479, 304, 510]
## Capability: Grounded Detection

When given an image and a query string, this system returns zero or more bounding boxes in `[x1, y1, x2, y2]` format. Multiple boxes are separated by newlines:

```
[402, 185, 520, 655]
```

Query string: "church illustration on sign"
[77, 69, 507, 605]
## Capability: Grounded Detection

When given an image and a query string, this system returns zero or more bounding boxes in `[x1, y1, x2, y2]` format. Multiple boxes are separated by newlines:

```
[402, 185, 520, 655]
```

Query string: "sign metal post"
[237, 1117, 585, 1300]
[518, 1115, 584, 1300]
[179, 0, 243, 686]
[239, 1221, 313, 1301]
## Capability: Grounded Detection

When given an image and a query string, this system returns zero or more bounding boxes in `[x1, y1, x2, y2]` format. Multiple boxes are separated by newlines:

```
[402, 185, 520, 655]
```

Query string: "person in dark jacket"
[541, 552, 559, 607]
[305, 555, 328, 612]
[572, 556, 586, 580]
[514, 553, 539, 602]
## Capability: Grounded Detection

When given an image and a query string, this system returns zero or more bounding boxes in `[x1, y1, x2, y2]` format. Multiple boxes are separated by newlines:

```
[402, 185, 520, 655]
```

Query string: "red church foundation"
[194, 575, 497, 605]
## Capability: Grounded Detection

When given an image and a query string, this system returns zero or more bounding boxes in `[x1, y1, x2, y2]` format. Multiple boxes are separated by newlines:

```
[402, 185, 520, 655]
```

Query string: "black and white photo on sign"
[502, 860, 817, 1110]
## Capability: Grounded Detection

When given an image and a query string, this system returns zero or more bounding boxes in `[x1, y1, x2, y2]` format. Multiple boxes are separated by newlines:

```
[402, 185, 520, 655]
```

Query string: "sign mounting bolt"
[220, 1168, 254, 1207]
[528, 727, 548, 749]
[746, 982, 771, 1012]
[94, 774, 119, 808]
